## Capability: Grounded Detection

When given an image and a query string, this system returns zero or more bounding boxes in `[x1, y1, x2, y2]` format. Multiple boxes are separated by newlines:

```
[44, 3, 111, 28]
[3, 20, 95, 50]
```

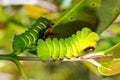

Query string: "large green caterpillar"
[13, 17, 53, 53]
[37, 28, 99, 61]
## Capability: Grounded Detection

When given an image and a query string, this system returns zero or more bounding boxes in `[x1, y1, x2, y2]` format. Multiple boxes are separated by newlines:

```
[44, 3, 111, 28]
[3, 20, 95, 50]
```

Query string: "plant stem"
[0, 51, 110, 62]
[0, 53, 29, 80]
[13, 59, 29, 80]
[16, 51, 111, 62]
[0, 51, 112, 80]
[0, 54, 14, 61]
[87, 59, 111, 71]
[86, 59, 101, 67]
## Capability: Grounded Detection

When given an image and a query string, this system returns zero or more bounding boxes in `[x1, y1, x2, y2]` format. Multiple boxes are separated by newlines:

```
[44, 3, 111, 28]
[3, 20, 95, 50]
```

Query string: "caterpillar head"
[78, 28, 99, 54]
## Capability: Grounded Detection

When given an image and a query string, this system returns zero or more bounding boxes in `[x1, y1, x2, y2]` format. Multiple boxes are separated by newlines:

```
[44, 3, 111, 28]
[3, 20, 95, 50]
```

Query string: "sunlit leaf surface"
[52, 0, 120, 38]
[98, 59, 120, 76]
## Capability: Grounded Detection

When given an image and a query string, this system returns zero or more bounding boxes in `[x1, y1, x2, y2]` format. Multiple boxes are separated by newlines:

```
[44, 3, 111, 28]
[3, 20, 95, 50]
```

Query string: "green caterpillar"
[37, 28, 99, 61]
[13, 17, 53, 53]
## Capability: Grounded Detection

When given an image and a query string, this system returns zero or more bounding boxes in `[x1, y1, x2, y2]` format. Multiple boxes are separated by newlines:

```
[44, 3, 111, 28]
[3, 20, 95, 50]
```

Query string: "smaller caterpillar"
[13, 17, 53, 53]
[37, 28, 99, 61]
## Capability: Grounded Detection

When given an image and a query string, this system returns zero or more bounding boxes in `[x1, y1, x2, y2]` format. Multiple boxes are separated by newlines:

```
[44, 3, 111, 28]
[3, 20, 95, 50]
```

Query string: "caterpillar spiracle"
[13, 17, 53, 53]
[37, 28, 99, 61]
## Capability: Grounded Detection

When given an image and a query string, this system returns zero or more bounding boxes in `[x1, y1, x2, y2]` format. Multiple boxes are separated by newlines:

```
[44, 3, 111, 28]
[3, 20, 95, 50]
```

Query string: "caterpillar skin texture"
[13, 17, 53, 52]
[37, 28, 99, 61]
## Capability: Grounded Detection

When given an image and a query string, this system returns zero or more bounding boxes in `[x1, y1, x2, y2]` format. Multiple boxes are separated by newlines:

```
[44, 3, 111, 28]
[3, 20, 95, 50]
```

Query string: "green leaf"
[52, 0, 120, 38]
[97, 42, 120, 76]
[104, 42, 120, 58]
[96, 0, 120, 33]
[98, 59, 120, 76]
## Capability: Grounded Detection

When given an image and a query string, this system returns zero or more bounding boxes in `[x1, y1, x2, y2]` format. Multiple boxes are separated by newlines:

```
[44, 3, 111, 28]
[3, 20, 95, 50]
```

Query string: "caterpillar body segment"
[37, 28, 99, 61]
[59, 39, 67, 59]
[37, 39, 50, 60]
[52, 38, 60, 59]
[45, 38, 53, 58]
[13, 17, 53, 52]
[13, 35, 26, 53]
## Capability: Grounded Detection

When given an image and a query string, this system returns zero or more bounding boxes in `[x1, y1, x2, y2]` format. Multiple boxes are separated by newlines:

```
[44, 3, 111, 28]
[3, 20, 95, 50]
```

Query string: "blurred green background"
[0, 0, 120, 80]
